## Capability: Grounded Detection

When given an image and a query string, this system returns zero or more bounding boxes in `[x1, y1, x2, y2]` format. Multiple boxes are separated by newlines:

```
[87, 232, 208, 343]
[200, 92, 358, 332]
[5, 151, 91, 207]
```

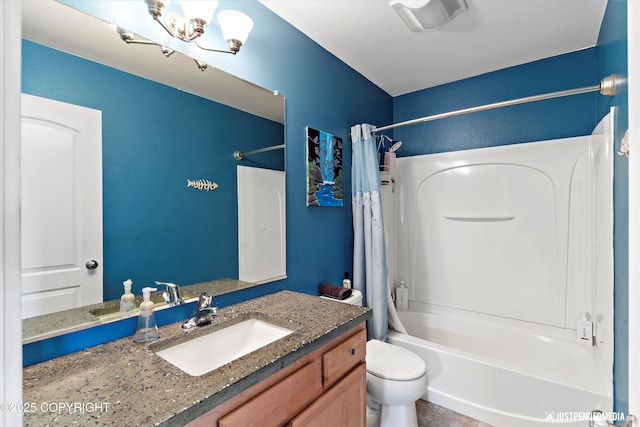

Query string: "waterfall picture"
[306, 126, 343, 207]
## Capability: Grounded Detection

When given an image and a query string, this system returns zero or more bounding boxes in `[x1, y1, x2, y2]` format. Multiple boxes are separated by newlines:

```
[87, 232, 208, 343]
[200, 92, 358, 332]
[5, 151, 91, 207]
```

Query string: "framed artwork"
[306, 127, 343, 207]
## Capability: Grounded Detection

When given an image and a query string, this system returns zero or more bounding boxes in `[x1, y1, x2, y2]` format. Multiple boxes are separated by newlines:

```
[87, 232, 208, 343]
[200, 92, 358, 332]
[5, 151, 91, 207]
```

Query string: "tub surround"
[384, 112, 615, 426]
[22, 290, 371, 426]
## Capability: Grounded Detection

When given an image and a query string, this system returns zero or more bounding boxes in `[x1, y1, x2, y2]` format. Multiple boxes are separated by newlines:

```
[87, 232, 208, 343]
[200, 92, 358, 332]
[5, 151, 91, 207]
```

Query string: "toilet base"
[366, 405, 380, 427]
[380, 402, 418, 427]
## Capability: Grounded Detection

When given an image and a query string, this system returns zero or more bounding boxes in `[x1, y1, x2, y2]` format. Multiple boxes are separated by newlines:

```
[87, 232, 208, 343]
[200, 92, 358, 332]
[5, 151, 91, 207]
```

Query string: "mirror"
[21, 1, 285, 342]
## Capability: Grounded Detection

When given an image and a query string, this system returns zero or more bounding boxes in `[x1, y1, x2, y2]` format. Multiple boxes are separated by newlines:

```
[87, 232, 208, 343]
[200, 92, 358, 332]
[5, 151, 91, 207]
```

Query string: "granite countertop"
[22, 290, 371, 426]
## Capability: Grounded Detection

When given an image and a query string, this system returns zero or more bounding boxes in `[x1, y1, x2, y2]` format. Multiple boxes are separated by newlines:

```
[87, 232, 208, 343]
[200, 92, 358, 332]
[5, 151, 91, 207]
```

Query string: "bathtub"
[389, 309, 612, 427]
[381, 110, 617, 426]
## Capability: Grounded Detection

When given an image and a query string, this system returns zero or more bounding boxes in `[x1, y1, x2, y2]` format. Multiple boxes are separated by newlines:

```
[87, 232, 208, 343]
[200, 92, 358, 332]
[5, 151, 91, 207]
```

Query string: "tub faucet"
[182, 292, 217, 329]
[155, 281, 185, 306]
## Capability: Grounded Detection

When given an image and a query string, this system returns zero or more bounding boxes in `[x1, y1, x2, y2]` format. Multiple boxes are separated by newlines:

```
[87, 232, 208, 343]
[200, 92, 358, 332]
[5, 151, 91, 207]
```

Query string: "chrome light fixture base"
[142, 0, 252, 55]
[163, 12, 206, 42]
[115, 25, 207, 70]
[196, 38, 242, 55]
[145, 0, 166, 19]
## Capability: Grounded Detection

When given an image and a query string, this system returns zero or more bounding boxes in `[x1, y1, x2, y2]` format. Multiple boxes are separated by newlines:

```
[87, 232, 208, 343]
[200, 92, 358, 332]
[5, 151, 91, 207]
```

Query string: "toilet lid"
[365, 339, 426, 381]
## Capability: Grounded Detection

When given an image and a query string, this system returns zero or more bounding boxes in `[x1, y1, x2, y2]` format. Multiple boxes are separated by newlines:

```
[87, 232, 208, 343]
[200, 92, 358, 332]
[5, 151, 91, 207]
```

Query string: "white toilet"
[321, 289, 428, 427]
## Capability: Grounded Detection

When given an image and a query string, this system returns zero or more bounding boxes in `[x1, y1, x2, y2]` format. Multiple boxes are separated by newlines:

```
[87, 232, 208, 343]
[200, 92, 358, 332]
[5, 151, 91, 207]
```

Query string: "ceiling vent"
[390, 0, 469, 32]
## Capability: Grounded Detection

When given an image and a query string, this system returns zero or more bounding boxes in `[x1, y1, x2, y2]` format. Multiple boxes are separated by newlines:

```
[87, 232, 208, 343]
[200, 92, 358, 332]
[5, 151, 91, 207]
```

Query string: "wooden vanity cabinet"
[285, 363, 366, 427]
[186, 323, 366, 427]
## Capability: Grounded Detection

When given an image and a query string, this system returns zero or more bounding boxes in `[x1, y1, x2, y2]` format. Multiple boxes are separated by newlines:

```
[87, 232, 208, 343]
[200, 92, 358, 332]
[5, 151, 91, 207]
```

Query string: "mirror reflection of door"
[20, 94, 103, 318]
[237, 166, 286, 284]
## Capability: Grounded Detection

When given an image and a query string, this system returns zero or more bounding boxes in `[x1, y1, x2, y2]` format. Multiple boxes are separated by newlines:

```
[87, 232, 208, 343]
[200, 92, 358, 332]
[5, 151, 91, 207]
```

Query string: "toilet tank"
[321, 289, 363, 306]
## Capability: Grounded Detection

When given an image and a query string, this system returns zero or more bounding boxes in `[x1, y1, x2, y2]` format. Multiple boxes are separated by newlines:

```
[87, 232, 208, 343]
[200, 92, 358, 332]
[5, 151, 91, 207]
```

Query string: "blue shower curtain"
[351, 123, 388, 341]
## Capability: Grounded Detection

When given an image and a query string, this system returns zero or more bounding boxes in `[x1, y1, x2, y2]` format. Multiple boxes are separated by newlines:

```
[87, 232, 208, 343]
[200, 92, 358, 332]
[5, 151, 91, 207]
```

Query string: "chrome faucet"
[155, 281, 185, 306]
[182, 292, 217, 329]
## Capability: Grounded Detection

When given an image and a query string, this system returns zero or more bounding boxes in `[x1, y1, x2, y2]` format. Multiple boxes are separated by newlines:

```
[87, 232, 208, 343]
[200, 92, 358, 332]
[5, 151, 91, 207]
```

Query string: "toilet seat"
[366, 339, 426, 381]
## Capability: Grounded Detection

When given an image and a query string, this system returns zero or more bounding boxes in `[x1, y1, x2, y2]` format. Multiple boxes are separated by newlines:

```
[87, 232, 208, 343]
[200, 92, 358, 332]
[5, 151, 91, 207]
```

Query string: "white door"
[20, 93, 103, 318]
[237, 166, 286, 284]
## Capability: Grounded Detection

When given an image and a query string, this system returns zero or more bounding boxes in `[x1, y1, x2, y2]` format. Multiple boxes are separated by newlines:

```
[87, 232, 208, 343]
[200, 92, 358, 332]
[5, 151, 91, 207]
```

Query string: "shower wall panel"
[394, 118, 612, 332]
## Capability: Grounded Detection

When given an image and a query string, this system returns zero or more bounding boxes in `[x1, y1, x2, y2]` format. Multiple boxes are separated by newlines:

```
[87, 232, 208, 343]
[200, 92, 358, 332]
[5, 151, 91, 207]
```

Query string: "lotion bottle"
[133, 287, 160, 343]
[396, 281, 409, 310]
[120, 279, 135, 316]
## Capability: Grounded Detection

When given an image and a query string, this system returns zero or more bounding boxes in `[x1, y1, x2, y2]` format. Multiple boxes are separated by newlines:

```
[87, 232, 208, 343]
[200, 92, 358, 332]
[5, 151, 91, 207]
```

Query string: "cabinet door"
[219, 360, 322, 427]
[286, 362, 366, 427]
[322, 328, 366, 387]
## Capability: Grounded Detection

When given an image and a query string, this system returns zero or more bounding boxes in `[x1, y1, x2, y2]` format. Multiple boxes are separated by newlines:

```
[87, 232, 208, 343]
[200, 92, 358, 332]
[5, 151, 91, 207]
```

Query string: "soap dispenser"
[133, 287, 160, 343]
[120, 279, 135, 316]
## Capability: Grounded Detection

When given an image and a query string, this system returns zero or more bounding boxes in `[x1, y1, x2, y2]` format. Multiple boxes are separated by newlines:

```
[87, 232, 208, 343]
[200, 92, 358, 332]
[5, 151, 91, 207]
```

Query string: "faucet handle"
[197, 292, 213, 310]
[181, 293, 217, 330]
[155, 280, 177, 289]
[155, 281, 184, 306]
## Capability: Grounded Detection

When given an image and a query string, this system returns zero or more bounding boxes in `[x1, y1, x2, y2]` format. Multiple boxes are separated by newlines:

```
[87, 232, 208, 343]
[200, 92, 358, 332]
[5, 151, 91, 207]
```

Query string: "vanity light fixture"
[145, 0, 254, 55]
[115, 26, 209, 71]
[390, 0, 468, 32]
[114, 0, 253, 68]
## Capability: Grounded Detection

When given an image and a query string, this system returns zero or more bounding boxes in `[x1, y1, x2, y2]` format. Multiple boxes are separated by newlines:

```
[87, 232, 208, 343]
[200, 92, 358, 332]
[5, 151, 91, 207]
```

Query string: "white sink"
[155, 318, 294, 376]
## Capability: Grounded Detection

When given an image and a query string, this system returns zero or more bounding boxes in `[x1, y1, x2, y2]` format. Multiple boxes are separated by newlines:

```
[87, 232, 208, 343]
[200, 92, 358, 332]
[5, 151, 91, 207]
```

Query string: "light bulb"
[217, 10, 253, 45]
[179, 0, 218, 24]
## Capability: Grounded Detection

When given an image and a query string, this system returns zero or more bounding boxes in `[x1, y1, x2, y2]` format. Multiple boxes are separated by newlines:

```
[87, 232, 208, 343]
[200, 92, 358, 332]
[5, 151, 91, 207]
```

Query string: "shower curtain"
[351, 123, 388, 341]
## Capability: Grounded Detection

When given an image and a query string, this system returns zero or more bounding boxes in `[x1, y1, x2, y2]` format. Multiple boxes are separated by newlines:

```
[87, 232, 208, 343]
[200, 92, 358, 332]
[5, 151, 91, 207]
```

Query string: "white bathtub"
[381, 110, 618, 426]
[389, 310, 612, 427]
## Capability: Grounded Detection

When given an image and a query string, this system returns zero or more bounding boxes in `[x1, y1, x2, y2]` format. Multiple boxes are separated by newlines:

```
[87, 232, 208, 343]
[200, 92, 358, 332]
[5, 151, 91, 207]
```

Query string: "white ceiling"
[23, 0, 609, 103]
[259, 0, 608, 97]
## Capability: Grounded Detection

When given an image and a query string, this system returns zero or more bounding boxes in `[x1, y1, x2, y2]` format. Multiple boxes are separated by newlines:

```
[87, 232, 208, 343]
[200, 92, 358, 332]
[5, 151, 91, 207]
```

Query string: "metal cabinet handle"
[349, 348, 356, 356]
[86, 260, 99, 270]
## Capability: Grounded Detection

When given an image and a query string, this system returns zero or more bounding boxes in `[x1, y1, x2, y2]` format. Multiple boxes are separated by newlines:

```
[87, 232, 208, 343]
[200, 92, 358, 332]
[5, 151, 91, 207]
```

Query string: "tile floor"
[416, 399, 493, 427]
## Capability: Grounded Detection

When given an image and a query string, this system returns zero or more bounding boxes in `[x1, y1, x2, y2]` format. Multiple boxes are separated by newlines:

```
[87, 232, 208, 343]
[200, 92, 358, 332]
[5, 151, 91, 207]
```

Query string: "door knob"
[86, 260, 99, 270]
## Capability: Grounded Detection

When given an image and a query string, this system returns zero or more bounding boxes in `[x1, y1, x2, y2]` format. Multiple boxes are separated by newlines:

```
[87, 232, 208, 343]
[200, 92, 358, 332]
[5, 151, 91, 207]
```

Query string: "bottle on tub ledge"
[395, 281, 409, 310]
[342, 272, 351, 289]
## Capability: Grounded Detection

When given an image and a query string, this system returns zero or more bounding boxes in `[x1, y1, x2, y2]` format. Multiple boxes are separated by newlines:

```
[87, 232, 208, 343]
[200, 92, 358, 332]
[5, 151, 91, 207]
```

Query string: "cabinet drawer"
[218, 360, 322, 427]
[322, 328, 366, 387]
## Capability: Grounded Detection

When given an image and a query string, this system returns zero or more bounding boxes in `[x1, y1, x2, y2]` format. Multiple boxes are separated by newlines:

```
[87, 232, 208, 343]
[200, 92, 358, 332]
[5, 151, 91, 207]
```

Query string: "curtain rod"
[234, 144, 285, 161]
[372, 74, 620, 134]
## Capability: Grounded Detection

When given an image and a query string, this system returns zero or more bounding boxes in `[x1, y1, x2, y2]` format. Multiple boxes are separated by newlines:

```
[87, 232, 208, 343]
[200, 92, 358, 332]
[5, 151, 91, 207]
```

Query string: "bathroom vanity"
[22, 291, 371, 426]
[189, 322, 366, 426]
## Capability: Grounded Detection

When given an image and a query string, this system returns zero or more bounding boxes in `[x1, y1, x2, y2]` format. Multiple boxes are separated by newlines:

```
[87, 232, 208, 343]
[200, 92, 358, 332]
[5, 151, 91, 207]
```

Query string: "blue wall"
[392, 49, 599, 155]
[597, 0, 629, 417]
[24, 0, 391, 364]
[54, 2, 393, 299]
[22, 40, 284, 301]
